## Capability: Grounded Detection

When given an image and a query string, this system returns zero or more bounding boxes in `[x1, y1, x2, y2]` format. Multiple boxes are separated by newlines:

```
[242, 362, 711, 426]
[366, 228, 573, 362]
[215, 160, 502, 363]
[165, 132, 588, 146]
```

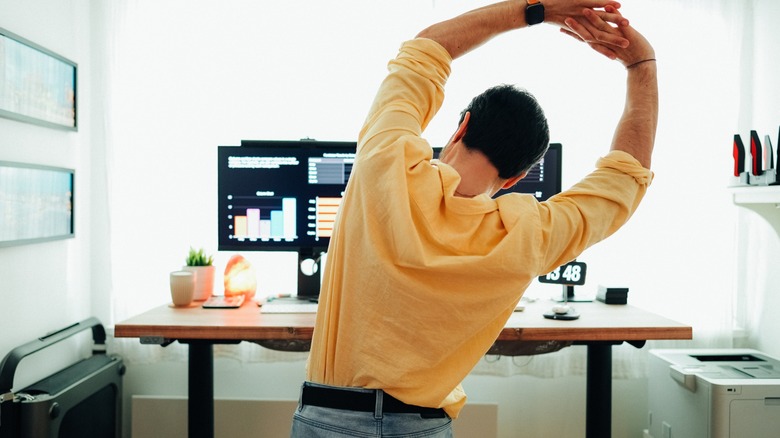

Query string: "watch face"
[526, 3, 545, 25]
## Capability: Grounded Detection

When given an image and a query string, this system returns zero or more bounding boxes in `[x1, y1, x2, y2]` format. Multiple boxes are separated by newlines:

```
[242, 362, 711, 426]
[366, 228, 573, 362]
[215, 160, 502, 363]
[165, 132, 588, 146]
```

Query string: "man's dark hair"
[459, 84, 550, 179]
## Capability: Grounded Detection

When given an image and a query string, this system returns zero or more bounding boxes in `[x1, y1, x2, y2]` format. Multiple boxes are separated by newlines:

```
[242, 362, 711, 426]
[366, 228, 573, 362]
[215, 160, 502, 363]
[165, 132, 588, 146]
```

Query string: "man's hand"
[544, 1, 629, 49]
[561, 6, 655, 64]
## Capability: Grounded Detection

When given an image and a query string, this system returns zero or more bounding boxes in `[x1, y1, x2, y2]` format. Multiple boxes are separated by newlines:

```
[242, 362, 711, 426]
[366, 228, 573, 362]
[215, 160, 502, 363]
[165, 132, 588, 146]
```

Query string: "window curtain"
[95, 0, 750, 375]
[731, 0, 780, 355]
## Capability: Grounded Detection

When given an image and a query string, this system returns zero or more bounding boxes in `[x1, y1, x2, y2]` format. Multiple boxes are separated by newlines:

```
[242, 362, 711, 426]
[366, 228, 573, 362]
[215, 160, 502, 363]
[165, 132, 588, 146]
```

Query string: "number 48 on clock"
[538, 260, 587, 286]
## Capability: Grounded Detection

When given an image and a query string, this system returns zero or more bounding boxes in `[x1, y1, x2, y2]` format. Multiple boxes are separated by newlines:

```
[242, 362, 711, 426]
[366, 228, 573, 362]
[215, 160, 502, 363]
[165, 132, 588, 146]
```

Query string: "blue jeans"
[290, 383, 453, 437]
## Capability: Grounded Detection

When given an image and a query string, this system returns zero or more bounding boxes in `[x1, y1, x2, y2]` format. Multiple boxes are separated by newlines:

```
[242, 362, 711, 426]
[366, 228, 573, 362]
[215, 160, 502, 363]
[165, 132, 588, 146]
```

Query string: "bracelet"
[626, 59, 656, 69]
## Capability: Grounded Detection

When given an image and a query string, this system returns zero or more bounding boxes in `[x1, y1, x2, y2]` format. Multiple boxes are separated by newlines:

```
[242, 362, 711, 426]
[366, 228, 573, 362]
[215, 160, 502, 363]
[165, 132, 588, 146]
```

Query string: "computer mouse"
[552, 304, 570, 315]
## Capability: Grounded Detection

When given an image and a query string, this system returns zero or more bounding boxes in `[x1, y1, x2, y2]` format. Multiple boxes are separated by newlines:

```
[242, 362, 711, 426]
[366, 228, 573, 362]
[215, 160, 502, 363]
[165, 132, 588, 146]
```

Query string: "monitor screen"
[217, 140, 356, 253]
[218, 140, 560, 297]
[219, 141, 562, 252]
[495, 142, 562, 201]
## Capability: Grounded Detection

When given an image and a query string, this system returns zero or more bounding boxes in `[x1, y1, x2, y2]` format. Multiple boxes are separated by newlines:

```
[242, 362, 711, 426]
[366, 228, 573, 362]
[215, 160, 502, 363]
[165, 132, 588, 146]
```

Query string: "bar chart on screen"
[314, 196, 342, 238]
[218, 141, 358, 252]
[229, 195, 297, 241]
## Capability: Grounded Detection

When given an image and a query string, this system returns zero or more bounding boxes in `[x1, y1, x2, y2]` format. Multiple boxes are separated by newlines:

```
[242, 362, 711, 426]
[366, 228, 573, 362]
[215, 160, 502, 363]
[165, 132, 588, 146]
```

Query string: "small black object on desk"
[543, 305, 581, 320]
[596, 286, 629, 305]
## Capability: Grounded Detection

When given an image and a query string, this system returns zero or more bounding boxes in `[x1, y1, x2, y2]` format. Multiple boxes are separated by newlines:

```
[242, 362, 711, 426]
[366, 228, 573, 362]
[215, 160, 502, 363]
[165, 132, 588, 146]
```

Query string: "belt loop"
[297, 382, 307, 412]
[374, 389, 384, 419]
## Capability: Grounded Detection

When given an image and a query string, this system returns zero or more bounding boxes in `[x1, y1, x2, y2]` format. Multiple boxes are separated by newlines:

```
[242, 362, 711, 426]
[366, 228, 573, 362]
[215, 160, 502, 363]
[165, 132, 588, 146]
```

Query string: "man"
[292, 0, 657, 436]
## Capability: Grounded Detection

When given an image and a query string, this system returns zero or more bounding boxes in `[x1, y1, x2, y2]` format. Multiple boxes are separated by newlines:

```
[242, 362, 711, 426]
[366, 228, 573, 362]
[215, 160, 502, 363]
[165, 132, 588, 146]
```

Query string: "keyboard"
[260, 302, 318, 314]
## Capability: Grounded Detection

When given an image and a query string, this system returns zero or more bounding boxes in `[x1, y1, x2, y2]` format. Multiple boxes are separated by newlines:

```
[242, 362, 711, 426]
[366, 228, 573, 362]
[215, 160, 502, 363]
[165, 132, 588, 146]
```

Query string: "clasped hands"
[542, 0, 655, 67]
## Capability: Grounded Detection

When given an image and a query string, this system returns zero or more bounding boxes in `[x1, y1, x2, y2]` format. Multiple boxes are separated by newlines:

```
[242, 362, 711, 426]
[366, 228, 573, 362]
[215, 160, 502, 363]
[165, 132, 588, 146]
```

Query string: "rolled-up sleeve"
[536, 150, 654, 274]
[358, 39, 452, 158]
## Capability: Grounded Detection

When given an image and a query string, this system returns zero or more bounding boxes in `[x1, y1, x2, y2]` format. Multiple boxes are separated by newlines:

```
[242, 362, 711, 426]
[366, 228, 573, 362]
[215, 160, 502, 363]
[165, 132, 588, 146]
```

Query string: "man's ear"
[451, 112, 470, 144]
[502, 171, 527, 189]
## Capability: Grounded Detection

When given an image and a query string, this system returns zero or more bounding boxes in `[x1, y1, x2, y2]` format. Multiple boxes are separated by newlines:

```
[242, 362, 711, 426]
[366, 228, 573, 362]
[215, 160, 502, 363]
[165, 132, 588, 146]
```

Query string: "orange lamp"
[223, 254, 257, 299]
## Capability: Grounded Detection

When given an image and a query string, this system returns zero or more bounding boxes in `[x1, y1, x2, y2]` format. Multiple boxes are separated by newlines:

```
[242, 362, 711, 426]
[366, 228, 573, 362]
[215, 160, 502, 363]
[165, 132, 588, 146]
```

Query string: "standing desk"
[114, 299, 691, 438]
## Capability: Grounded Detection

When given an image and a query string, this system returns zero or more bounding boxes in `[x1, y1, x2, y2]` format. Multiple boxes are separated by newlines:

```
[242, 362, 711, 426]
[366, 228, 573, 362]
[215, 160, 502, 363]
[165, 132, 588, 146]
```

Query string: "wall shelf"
[730, 186, 780, 237]
[730, 185, 780, 206]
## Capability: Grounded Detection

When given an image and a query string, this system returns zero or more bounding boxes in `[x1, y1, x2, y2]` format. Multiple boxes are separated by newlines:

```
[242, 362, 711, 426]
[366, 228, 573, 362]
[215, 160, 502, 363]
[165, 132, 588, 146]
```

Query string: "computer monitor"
[217, 140, 356, 297]
[218, 141, 561, 297]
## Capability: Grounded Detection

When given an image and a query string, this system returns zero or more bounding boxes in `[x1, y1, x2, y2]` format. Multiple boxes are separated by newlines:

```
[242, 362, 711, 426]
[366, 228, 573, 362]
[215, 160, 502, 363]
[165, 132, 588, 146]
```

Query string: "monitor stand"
[556, 284, 593, 303]
[297, 249, 324, 301]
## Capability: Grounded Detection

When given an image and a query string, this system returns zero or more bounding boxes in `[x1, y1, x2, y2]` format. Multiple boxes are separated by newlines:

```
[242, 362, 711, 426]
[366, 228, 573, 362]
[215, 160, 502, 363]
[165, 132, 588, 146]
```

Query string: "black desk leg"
[586, 343, 613, 438]
[188, 341, 214, 438]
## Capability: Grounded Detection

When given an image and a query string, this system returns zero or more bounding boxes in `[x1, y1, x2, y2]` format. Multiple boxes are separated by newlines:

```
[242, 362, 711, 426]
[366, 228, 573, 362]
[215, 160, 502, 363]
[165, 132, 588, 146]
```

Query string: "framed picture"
[0, 161, 74, 247]
[0, 27, 77, 130]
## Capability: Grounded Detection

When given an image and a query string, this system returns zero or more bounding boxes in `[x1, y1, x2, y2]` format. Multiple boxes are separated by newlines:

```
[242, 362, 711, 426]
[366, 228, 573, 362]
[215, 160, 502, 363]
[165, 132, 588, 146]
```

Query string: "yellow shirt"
[307, 38, 653, 418]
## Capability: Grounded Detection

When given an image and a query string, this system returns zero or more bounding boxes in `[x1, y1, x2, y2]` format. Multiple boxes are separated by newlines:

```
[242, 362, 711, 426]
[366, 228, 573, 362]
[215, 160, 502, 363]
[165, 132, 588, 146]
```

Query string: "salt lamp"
[223, 254, 257, 299]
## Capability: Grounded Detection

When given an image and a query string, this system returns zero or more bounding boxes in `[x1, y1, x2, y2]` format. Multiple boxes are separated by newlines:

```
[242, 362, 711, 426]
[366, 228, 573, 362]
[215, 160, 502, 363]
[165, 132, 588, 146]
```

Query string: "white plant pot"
[183, 265, 215, 301]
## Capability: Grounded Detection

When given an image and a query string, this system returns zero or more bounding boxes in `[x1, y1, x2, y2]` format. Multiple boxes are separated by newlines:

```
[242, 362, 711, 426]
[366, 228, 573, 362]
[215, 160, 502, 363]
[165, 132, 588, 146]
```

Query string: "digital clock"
[538, 260, 587, 286]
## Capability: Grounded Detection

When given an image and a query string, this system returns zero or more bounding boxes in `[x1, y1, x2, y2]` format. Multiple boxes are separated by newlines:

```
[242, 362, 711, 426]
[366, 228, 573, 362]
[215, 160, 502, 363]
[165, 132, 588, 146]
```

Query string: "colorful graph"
[232, 197, 296, 240]
[315, 197, 342, 238]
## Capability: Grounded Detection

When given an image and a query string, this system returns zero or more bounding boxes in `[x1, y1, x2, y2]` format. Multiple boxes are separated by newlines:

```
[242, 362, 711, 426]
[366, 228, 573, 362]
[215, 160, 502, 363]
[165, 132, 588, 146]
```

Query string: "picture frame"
[0, 161, 75, 247]
[0, 27, 77, 130]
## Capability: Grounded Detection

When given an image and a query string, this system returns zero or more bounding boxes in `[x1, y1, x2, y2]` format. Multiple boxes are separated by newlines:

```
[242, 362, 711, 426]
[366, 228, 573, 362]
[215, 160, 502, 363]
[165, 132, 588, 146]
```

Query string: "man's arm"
[564, 9, 658, 168]
[416, 0, 627, 60]
[612, 55, 657, 168]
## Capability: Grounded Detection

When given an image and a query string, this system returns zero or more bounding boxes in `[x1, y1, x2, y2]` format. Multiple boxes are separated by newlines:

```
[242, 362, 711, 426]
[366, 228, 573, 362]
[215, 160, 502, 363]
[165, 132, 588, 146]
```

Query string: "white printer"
[646, 349, 780, 438]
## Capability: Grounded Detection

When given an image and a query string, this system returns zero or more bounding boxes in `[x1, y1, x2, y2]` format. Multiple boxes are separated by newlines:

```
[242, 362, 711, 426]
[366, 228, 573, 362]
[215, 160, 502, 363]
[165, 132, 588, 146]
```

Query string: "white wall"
[0, 0, 94, 389]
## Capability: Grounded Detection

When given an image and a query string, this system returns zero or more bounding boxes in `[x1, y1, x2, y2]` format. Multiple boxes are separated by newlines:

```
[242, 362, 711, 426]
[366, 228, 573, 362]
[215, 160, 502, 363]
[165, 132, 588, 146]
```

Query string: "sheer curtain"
[90, 0, 125, 329]
[731, 0, 780, 356]
[95, 0, 749, 374]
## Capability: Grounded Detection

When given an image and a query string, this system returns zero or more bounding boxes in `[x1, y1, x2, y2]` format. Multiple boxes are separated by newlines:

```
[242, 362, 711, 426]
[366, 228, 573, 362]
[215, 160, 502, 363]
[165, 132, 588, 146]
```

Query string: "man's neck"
[440, 142, 503, 198]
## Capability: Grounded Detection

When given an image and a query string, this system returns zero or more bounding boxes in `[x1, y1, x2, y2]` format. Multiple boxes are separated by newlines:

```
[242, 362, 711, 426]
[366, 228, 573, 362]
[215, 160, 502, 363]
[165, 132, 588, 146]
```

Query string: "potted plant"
[183, 247, 215, 301]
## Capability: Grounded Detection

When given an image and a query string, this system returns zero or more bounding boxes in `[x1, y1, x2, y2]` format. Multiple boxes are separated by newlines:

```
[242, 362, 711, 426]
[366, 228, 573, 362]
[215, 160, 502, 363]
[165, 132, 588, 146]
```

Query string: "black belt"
[301, 385, 447, 418]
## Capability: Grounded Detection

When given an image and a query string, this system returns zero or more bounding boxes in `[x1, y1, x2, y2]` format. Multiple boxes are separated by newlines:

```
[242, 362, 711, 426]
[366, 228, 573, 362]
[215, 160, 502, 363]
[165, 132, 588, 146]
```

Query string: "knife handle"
[733, 134, 745, 177]
[750, 130, 763, 176]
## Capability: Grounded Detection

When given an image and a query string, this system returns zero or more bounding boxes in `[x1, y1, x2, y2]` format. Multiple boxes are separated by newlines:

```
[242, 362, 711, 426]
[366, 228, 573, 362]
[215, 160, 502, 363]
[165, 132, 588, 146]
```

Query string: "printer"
[646, 349, 780, 438]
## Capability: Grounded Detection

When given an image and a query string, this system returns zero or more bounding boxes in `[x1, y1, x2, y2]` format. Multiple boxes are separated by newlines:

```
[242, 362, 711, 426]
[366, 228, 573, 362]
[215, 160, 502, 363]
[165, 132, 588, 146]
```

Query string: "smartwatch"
[525, 0, 545, 26]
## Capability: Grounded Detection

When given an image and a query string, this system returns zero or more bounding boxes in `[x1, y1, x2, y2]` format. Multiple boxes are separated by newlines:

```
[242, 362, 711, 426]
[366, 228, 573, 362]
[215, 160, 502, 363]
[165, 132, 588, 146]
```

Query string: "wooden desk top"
[114, 299, 691, 344]
[114, 300, 315, 342]
[497, 300, 691, 342]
